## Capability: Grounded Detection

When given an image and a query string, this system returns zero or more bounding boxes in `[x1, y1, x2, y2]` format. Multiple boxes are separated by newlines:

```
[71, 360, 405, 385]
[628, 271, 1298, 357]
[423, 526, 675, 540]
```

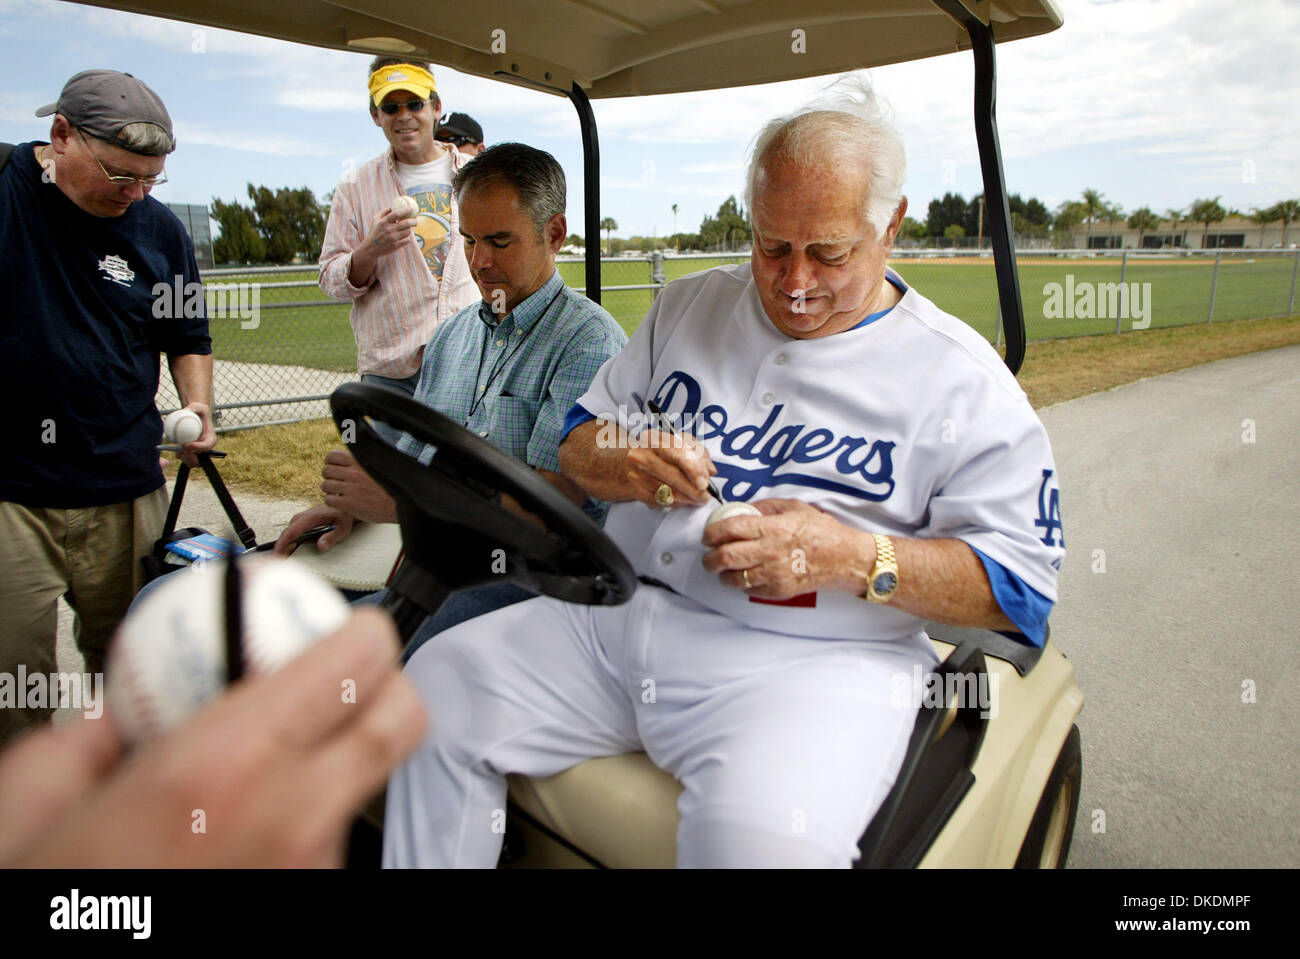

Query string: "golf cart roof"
[64, 0, 1062, 97]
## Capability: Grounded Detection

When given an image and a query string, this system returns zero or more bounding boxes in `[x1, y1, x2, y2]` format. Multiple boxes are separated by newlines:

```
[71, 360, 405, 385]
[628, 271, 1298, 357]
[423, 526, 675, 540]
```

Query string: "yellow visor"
[369, 63, 437, 107]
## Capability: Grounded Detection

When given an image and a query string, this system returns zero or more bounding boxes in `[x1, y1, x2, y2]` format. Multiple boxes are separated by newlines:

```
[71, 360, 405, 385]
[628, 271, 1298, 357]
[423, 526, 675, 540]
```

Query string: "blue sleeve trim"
[562, 402, 597, 440]
[970, 546, 1053, 649]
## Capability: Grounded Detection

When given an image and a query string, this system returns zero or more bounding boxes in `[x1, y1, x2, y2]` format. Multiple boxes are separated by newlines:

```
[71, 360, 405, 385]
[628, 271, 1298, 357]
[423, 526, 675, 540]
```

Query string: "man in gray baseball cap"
[35, 69, 176, 157]
[0, 70, 214, 746]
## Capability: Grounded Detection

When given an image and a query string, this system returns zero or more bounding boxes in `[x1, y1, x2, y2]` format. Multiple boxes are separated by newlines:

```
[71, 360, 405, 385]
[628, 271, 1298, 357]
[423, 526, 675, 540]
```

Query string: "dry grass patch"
[1017, 313, 1300, 408]
[165, 417, 341, 504]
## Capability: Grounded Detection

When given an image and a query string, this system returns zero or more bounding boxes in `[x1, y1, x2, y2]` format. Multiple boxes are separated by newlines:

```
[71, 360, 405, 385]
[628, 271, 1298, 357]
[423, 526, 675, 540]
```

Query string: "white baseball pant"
[383, 585, 933, 868]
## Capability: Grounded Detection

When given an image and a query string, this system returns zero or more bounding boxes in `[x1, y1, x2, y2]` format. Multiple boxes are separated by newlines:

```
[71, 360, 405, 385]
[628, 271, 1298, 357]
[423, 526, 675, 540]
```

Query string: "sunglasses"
[77, 128, 168, 187]
[378, 98, 432, 116]
[437, 134, 477, 147]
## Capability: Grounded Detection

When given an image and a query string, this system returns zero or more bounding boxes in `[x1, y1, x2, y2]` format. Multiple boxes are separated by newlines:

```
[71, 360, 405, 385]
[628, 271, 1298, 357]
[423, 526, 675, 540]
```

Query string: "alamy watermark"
[0, 668, 102, 718]
[50, 889, 150, 939]
[594, 405, 707, 449]
[152, 275, 261, 329]
[1043, 275, 1152, 330]
[891, 664, 998, 719]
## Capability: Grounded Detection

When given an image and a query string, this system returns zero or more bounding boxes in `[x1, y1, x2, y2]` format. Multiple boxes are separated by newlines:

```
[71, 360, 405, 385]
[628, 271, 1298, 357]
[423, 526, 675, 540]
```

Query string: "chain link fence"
[157, 249, 1300, 430]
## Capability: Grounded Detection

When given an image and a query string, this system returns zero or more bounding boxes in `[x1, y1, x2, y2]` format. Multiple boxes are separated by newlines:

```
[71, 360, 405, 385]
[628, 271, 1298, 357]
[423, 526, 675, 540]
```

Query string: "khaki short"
[0, 487, 168, 746]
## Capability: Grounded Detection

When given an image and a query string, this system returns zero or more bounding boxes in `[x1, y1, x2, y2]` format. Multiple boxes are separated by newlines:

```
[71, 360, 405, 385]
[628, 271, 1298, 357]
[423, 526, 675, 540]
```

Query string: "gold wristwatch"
[865, 533, 900, 604]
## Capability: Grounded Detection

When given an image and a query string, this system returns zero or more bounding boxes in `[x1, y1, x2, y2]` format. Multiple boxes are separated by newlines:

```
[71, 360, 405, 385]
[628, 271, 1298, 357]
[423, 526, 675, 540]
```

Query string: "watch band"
[866, 533, 900, 604]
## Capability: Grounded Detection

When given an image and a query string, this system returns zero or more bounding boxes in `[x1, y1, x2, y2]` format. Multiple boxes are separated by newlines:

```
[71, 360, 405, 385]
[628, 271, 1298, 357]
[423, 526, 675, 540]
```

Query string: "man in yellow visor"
[319, 59, 479, 434]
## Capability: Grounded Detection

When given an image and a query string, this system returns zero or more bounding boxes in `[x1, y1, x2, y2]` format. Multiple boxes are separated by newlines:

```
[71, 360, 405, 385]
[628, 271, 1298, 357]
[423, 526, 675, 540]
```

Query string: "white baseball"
[392, 195, 419, 219]
[706, 501, 762, 525]
[106, 558, 349, 744]
[163, 408, 203, 444]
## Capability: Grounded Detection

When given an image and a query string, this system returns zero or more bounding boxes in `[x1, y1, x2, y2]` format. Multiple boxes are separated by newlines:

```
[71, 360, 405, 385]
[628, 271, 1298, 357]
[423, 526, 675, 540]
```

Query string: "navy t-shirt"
[0, 142, 211, 508]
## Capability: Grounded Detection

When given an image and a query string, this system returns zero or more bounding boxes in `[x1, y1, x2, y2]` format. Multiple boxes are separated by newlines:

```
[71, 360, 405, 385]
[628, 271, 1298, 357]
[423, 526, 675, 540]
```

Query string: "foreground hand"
[178, 401, 218, 468]
[700, 498, 874, 600]
[274, 504, 354, 556]
[321, 449, 398, 524]
[0, 609, 426, 867]
[625, 429, 717, 509]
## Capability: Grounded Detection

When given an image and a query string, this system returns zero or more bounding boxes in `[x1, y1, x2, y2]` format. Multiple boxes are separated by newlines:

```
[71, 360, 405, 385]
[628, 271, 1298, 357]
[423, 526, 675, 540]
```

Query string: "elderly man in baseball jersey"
[384, 79, 1065, 868]
[319, 57, 479, 434]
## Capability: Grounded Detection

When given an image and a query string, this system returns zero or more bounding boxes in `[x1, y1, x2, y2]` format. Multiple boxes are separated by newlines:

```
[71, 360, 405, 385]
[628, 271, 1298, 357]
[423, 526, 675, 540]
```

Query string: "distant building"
[1066, 215, 1297, 251]
[165, 203, 215, 269]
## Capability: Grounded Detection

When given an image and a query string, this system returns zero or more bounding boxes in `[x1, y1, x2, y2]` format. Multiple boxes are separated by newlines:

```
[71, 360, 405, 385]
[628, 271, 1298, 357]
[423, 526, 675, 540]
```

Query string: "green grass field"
[204, 254, 1298, 372]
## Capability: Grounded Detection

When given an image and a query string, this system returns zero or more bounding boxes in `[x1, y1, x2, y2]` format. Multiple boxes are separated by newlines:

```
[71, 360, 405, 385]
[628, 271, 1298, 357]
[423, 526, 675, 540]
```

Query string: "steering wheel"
[329, 382, 636, 641]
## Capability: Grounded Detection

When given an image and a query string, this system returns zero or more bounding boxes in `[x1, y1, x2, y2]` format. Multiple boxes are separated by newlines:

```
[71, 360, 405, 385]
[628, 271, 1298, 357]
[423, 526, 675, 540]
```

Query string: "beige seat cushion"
[508, 753, 683, 868]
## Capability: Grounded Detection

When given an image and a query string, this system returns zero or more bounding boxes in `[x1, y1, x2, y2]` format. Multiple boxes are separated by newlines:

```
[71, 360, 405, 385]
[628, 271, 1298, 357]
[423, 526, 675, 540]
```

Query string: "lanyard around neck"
[464, 284, 565, 425]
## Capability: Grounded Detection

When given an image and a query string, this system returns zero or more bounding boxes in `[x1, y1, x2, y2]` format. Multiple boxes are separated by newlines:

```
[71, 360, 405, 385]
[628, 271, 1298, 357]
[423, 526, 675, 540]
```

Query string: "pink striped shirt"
[319, 146, 478, 378]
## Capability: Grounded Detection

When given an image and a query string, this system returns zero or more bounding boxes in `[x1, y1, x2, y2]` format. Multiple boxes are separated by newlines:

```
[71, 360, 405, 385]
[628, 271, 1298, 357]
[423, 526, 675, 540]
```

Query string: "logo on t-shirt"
[402, 185, 454, 281]
[98, 254, 135, 287]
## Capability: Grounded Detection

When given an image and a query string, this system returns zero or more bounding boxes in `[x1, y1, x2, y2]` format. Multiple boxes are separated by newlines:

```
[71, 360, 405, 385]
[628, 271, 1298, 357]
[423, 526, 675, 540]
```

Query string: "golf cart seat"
[505, 628, 1041, 869]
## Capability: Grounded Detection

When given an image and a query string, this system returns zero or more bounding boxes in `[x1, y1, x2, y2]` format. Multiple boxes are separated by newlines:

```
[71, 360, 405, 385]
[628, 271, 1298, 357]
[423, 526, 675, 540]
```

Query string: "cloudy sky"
[2, 0, 1297, 239]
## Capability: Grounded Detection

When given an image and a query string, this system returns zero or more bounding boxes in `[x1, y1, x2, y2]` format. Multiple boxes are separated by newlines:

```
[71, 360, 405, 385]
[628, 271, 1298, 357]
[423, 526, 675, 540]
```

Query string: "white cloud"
[0, 91, 46, 125]
[274, 89, 366, 113]
[173, 124, 322, 156]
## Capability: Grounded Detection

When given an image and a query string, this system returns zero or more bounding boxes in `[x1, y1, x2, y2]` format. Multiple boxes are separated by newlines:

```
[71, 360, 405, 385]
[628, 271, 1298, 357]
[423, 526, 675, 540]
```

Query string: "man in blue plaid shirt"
[276, 144, 626, 651]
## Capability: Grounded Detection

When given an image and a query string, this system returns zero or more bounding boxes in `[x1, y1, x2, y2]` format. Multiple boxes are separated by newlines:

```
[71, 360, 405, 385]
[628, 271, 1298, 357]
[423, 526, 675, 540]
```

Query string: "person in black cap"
[436, 112, 486, 156]
[0, 70, 215, 746]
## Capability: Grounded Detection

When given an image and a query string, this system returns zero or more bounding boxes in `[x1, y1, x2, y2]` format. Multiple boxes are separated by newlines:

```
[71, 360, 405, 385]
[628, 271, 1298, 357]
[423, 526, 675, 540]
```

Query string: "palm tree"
[1053, 200, 1085, 249]
[1102, 202, 1124, 248]
[1080, 188, 1105, 249]
[1248, 206, 1276, 247]
[671, 203, 679, 252]
[1189, 197, 1227, 248]
[1163, 207, 1185, 248]
[599, 216, 618, 254]
[1128, 207, 1160, 249]
[1273, 199, 1300, 247]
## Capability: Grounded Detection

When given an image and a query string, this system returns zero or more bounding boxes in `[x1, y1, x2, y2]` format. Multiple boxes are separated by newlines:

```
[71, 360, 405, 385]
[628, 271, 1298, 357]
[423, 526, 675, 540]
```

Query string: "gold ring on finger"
[655, 483, 675, 507]
[742, 569, 752, 590]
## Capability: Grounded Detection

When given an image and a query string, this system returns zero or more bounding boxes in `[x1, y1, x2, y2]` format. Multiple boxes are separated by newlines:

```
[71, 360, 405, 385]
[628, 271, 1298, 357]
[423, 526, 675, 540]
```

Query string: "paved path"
[1040, 345, 1299, 868]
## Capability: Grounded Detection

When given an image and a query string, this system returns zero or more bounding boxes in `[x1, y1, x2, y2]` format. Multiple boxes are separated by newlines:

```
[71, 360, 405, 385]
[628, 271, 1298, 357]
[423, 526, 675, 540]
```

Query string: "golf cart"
[75, 0, 1082, 867]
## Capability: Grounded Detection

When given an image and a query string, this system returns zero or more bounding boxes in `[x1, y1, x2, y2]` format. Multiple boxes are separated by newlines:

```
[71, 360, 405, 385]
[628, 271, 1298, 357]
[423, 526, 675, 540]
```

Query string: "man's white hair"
[744, 74, 906, 237]
[113, 122, 174, 157]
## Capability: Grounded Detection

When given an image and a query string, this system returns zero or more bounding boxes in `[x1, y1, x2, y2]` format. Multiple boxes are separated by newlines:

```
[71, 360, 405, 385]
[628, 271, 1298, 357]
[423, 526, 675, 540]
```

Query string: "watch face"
[873, 571, 898, 596]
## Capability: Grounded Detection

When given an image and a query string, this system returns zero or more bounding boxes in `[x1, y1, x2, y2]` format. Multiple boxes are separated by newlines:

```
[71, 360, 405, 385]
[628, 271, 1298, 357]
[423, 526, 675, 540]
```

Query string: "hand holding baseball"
[700, 498, 875, 598]
[167, 402, 217, 467]
[0, 608, 425, 868]
[362, 204, 418, 259]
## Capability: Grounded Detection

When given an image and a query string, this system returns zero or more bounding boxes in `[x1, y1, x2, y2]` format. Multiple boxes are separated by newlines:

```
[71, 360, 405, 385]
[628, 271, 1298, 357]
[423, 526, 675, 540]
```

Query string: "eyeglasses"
[77, 129, 167, 187]
[378, 98, 432, 116]
[437, 134, 476, 147]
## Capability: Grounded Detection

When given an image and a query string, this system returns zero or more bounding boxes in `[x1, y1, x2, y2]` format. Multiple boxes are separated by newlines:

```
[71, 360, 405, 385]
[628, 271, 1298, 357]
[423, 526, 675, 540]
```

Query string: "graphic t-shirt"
[396, 151, 478, 307]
